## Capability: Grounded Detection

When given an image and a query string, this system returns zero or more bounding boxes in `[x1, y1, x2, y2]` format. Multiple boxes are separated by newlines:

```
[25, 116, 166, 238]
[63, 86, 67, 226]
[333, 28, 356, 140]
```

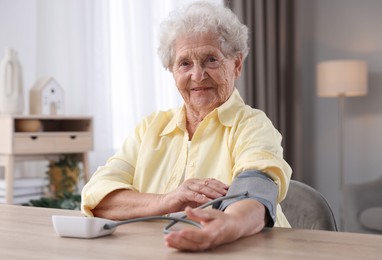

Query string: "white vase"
[0, 48, 24, 114]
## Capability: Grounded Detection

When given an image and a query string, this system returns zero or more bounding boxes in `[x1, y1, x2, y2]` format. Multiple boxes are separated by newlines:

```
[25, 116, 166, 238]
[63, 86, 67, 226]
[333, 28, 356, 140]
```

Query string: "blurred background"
[1, 0, 382, 233]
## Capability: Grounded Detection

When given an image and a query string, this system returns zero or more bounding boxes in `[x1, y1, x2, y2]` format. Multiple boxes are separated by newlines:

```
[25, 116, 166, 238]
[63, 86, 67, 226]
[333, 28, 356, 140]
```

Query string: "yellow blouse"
[81, 89, 292, 227]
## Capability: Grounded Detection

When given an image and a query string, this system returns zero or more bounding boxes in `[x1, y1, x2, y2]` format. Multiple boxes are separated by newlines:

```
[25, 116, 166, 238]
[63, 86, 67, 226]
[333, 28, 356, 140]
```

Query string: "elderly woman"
[81, 2, 292, 251]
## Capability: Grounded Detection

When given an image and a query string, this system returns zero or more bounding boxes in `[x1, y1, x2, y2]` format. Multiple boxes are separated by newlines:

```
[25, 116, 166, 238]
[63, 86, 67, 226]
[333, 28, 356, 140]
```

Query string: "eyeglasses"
[103, 191, 248, 234]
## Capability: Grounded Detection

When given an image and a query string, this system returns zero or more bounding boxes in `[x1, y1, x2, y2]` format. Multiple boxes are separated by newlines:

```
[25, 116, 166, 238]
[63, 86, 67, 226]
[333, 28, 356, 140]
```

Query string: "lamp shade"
[316, 60, 368, 97]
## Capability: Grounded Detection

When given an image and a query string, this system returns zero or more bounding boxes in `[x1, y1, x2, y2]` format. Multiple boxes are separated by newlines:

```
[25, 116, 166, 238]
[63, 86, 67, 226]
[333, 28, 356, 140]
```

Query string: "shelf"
[14, 117, 92, 132]
[0, 115, 93, 204]
[0, 116, 93, 155]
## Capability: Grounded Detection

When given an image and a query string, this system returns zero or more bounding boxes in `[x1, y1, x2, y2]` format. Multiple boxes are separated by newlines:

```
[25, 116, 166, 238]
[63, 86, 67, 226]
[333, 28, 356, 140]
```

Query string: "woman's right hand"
[163, 178, 229, 213]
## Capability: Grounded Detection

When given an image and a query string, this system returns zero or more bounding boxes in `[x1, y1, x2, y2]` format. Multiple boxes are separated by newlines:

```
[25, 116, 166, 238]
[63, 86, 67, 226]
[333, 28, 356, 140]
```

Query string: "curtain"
[225, 0, 302, 180]
[108, 0, 182, 149]
[35, 0, 114, 176]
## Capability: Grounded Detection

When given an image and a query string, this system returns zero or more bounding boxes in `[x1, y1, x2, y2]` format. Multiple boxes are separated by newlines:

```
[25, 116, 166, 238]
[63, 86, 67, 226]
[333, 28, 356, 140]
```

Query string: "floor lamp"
[316, 59, 368, 230]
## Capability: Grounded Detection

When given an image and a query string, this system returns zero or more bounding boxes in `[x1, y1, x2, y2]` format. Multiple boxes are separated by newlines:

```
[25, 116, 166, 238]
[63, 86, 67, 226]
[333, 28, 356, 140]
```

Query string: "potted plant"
[23, 154, 81, 210]
[48, 155, 80, 197]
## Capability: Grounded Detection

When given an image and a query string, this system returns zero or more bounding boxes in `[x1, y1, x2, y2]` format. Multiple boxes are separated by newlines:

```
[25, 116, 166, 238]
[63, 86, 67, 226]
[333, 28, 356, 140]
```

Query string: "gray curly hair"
[158, 1, 249, 70]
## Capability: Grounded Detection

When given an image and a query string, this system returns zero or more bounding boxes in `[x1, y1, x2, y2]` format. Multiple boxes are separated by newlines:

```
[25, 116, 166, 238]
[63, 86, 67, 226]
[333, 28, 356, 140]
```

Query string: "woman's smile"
[171, 33, 241, 119]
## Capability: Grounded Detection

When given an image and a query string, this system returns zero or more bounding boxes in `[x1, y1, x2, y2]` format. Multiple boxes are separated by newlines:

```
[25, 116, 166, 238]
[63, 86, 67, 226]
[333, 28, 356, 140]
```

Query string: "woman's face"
[171, 33, 242, 115]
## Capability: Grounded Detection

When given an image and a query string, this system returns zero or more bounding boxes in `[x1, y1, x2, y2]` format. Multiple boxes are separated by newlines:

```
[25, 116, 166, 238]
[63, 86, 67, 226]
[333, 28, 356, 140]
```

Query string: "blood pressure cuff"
[214, 170, 278, 227]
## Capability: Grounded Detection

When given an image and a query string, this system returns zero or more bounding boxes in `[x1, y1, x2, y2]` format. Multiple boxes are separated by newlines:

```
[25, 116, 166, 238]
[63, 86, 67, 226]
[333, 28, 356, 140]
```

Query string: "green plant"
[23, 155, 81, 210]
[48, 155, 80, 197]
[23, 192, 81, 210]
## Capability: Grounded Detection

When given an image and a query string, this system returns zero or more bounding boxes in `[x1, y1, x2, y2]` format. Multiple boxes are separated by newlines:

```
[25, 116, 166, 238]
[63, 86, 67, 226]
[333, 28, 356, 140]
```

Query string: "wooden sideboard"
[0, 115, 93, 204]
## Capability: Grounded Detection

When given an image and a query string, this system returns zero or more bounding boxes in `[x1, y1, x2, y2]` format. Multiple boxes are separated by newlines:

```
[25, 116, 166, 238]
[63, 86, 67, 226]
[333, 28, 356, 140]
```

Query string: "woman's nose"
[191, 64, 207, 82]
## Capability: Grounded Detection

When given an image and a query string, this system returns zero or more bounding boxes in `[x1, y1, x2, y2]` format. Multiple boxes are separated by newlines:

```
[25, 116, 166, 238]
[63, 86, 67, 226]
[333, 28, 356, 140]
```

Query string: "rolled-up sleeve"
[81, 156, 136, 217]
[231, 110, 292, 204]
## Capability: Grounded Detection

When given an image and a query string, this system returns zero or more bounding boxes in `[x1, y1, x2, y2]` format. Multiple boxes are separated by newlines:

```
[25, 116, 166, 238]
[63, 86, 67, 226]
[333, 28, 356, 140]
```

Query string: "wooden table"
[0, 205, 381, 259]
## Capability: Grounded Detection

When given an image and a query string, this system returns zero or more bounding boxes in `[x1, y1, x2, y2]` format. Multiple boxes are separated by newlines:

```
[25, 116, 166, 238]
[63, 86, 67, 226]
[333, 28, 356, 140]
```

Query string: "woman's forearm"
[164, 199, 268, 251]
[91, 178, 228, 220]
[91, 189, 168, 220]
[224, 199, 268, 239]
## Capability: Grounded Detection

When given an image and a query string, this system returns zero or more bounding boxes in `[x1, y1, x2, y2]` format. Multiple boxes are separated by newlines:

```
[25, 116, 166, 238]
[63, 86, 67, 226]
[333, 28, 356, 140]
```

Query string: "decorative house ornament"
[0, 48, 24, 114]
[29, 77, 64, 115]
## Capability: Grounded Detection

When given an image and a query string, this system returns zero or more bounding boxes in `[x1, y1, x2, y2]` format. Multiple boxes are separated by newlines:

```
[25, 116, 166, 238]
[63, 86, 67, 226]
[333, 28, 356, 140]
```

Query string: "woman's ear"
[234, 54, 243, 78]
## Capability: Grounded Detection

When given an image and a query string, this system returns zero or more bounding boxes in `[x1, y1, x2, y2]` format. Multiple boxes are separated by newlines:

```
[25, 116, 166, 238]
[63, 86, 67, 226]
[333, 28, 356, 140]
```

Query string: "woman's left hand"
[164, 200, 267, 251]
[164, 207, 236, 251]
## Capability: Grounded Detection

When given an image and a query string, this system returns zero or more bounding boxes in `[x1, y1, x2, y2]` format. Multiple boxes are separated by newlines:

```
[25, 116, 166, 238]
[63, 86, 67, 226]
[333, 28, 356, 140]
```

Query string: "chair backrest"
[280, 180, 338, 231]
[342, 175, 382, 234]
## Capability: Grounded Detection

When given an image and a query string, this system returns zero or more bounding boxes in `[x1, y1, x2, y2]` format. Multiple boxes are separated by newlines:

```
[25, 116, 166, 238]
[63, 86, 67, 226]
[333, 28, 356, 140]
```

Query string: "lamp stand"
[338, 94, 345, 231]
[339, 94, 345, 190]
[316, 60, 368, 232]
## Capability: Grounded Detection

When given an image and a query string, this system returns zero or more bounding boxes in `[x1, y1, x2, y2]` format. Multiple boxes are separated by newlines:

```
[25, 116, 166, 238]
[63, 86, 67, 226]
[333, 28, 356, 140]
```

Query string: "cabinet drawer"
[54, 134, 93, 153]
[13, 133, 93, 154]
[14, 135, 55, 154]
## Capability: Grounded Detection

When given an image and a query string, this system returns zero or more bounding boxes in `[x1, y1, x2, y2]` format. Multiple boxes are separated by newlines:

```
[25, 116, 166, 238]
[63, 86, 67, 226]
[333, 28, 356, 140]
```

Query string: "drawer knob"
[30, 136, 38, 140]
[70, 135, 77, 140]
